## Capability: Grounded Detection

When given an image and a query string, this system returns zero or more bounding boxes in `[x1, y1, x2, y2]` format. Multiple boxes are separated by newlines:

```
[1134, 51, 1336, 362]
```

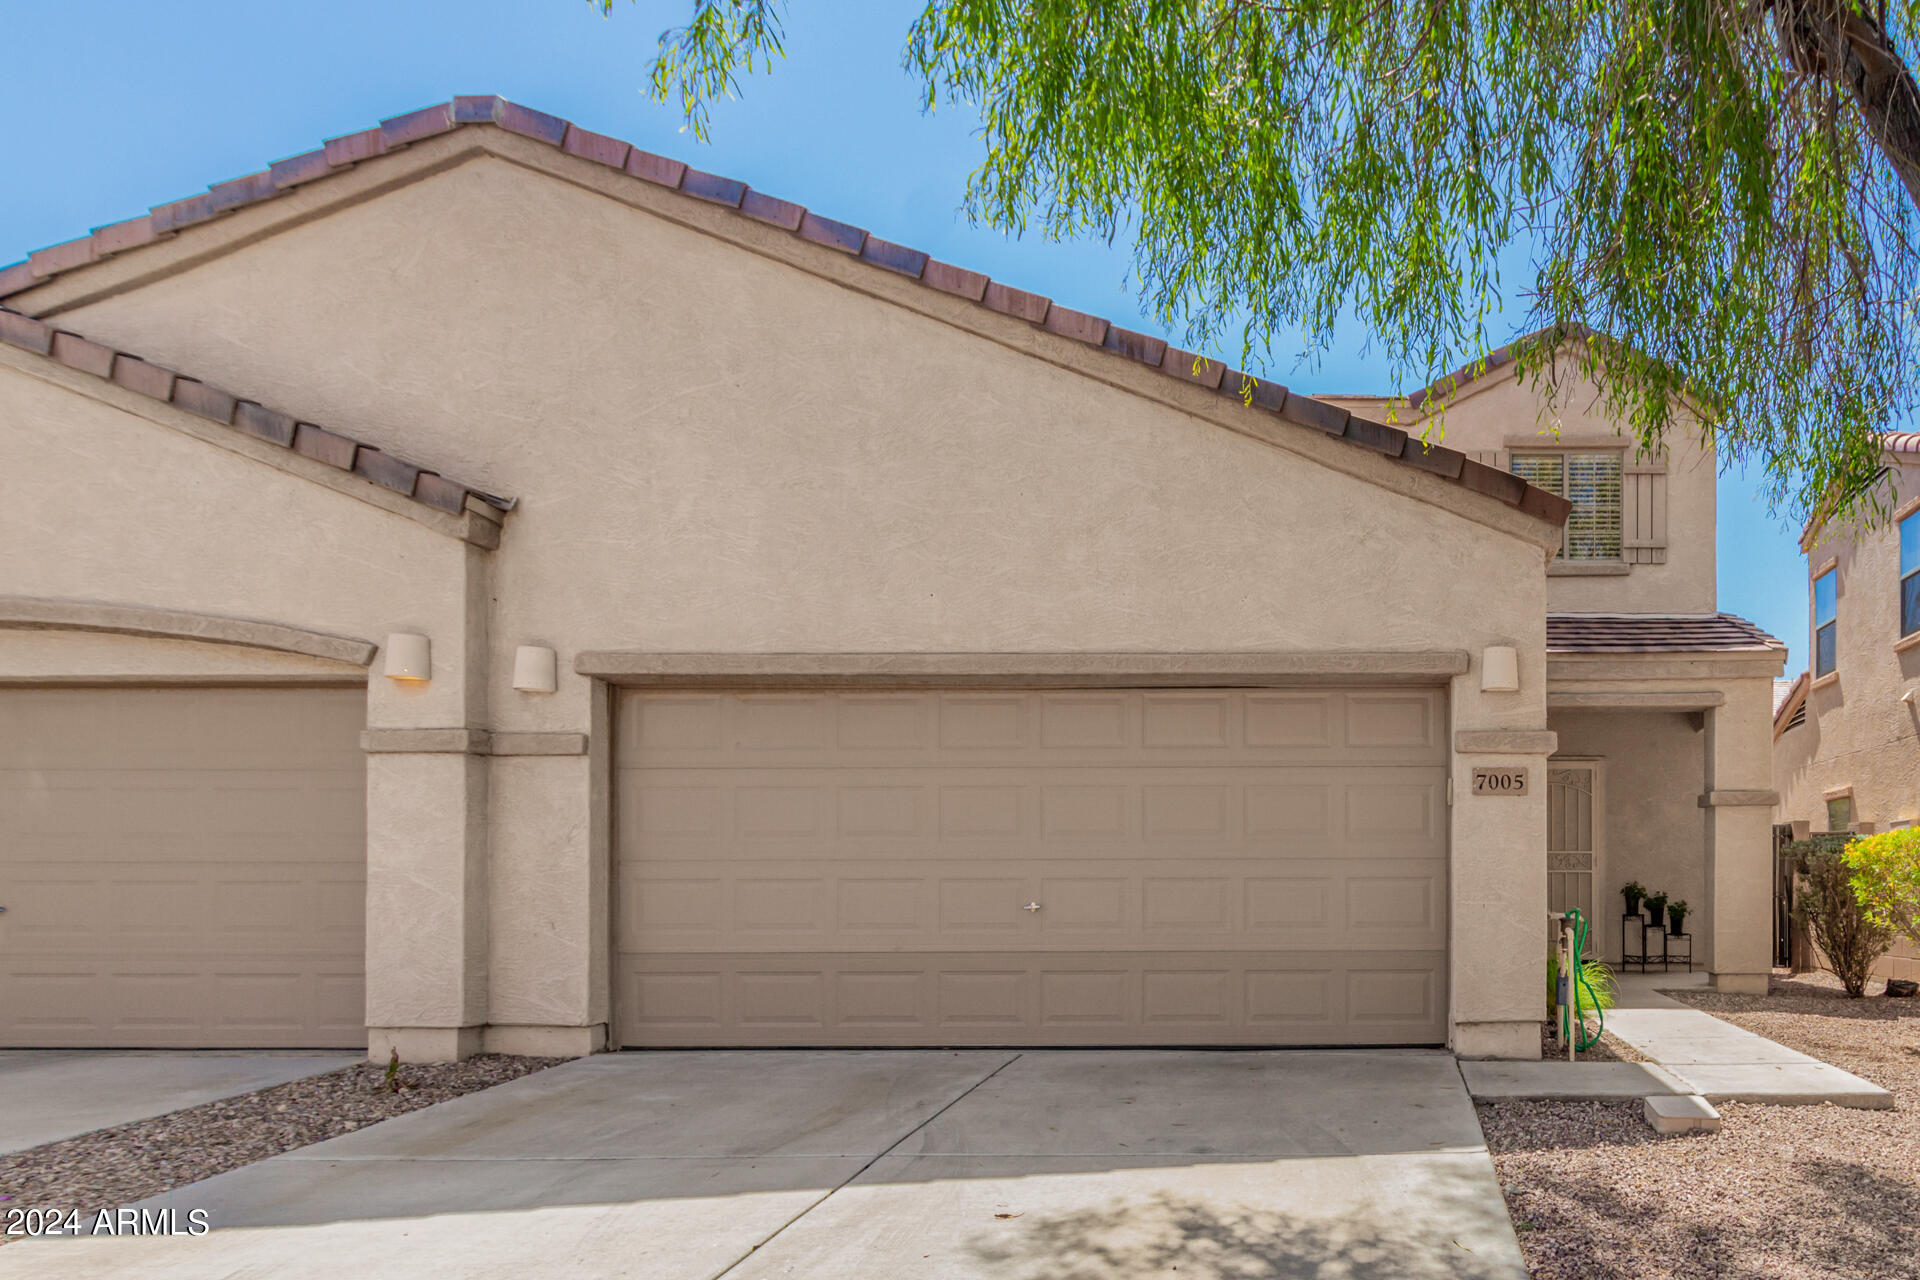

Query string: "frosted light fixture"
[512, 645, 558, 694]
[384, 633, 431, 681]
[1480, 646, 1519, 693]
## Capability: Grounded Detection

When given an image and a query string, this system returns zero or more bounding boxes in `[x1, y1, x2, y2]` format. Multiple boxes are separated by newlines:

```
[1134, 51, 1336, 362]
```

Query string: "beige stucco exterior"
[1339, 365, 1718, 616]
[3, 119, 1780, 1060]
[1774, 456, 1920, 985]
[1344, 362, 1777, 992]
[1775, 458, 1920, 832]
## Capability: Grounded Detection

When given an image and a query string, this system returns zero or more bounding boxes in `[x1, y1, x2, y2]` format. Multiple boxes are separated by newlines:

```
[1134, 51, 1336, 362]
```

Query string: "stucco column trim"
[1698, 790, 1779, 808]
[490, 731, 588, 756]
[574, 650, 1472, 686]
[0, 595, 377, 665]
[1453, 729, 1558, 755]
[1549, 654, 1788, 682]
[1547, 690, 1727, 711]
[362, 727, 491, 754]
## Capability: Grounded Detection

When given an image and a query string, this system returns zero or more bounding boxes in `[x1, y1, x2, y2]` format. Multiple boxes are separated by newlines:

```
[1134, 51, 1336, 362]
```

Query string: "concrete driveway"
[0, 1051, 358, 1155]
[1, 1049, 1526, 1280]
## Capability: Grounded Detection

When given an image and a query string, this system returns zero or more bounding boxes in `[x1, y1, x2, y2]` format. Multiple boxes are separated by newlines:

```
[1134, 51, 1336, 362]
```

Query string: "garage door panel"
[3, 957, 366, 1049]
[7, 861, 366, 955]
[619, 951, 1447, 1046]
[621, 857, 1444, 953]
[0, 687, 367, 1048]
[622, 767, 1444, 860]
[618, 689, 1448, 770]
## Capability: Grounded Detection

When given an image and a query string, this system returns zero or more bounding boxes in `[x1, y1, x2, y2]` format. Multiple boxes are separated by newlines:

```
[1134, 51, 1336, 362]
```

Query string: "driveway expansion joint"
[709, 1051, 1025, 1279]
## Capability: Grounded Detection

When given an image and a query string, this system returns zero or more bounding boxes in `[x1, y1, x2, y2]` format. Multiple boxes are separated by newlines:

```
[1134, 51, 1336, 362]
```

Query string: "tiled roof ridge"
[1880, 430, 1920, 454]
[0, 96, 1571, 530]
[0, 304, 511, 519]
[1546, 610, 1785, 654]
[1400, 323, 1602, 413]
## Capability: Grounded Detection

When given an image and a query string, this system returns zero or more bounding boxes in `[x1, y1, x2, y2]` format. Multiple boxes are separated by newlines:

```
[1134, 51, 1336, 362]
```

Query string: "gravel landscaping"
[1481, 973, 1920, 1280]
[0, 1053, 565, 1236]
[1537, 1019, 1647, 1063]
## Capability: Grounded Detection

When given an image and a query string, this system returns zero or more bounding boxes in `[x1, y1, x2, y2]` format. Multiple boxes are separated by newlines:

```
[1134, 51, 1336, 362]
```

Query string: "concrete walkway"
[0, 1049, 1528, 1280]
[1462, 973, 1893, 1108]
[0, 1051, 359, 1155]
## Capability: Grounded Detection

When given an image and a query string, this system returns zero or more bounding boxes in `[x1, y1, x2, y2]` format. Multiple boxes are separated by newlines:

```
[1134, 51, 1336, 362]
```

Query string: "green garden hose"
[1562, 909, 1604, 1052]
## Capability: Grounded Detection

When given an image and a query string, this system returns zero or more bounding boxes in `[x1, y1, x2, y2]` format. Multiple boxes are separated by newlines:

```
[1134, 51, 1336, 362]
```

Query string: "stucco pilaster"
[1703, 676, 1779, 992]
[363, 542, 493, 1060]
[486, 752, 597, 1031]
[1448, 659, 1552, 1059]
[364, 752, 491, 1042]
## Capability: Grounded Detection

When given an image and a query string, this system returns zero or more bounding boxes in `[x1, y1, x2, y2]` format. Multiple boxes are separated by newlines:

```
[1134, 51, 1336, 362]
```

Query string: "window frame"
[1827, 794, 1854, 833]
[1509, 448, 1625, 563]
[1813, 566, 1838, 679]
[1900, 510, 1919, 638]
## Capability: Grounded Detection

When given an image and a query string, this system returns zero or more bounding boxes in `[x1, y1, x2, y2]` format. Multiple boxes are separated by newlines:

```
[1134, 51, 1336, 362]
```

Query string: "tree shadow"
[965, 1188, 1521, 1280]
[1493, 1148, 1920, 1279]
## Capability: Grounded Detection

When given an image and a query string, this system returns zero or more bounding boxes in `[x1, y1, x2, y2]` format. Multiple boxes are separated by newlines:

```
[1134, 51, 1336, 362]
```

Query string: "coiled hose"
[1561, 908, 1604, 1052]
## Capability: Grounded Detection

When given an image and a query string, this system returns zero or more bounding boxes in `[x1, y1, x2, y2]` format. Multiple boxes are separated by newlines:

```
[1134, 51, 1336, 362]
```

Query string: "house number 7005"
[1471, 768, 1529, 796]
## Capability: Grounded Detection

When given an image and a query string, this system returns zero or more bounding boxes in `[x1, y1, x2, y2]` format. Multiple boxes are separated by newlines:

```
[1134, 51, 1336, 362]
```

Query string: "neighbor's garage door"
[0, 687, 367, 1048]
[614, 687, 1447, 1046]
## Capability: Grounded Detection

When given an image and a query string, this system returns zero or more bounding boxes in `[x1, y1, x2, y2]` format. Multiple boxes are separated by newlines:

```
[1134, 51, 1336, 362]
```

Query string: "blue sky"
[2, 0, 1809, 672]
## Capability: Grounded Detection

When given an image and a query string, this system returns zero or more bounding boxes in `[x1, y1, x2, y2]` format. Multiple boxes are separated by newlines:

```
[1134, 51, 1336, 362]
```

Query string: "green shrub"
[1547, 947, 1619, 1017]
[1844, 828, 1920, 942]
[1791, 834, 1895, 997]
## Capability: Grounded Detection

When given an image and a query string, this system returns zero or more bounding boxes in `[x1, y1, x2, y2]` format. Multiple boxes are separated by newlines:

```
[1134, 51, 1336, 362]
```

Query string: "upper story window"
[1901, 511, 1919, 637]
[1814, 568, 1838, 677]
[1827, 793, 1854, 832]
[1510, 451, 1622, 560]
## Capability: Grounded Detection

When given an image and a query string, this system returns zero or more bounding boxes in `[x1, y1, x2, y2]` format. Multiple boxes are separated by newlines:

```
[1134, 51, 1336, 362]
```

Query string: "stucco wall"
[1392, 371, 1718, 615]
[1777, 459, 1920, 831]
[1550, 710, 1711, 968]
[0, 364, 470, 720]
[21, 145, 1562, 1054]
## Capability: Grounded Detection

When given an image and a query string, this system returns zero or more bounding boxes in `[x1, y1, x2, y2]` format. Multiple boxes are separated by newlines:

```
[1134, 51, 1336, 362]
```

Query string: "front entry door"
[1546, 763, 1603, 958]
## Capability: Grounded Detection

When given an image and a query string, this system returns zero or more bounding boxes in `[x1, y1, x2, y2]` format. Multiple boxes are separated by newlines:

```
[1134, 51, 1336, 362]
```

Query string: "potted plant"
[1645, 892, 1670, 931]
[1622, 881, 1647, 916]
[1666, 899, 1689, 935]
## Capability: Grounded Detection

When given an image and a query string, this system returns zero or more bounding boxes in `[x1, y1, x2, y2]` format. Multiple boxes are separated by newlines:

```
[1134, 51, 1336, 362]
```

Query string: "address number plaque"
[1471, 767, 1529, 796]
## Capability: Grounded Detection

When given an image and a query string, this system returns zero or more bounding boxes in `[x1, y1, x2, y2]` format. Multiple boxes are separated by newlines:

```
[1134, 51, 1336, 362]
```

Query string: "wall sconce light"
[512, 645, 558, 694]
[384, 632, 431, 682]
[1480, 645, 1520, 693]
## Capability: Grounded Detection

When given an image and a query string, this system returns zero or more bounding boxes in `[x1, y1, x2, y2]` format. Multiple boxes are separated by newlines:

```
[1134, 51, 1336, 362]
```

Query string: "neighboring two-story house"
[1339, 349, 1789, 978]
[1773, 432, 1920, 983]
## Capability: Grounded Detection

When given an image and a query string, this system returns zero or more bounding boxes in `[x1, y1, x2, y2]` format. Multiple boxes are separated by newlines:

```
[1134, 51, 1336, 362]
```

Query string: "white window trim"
[1812, 564, 1839, 680]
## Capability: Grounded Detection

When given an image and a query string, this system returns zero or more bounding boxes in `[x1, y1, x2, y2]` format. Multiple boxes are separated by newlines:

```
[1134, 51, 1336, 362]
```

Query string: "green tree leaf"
[603, 0, 1920, 530]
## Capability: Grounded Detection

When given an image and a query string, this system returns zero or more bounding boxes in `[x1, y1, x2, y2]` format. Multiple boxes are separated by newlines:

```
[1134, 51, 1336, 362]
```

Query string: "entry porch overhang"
[1542, 614, 1786, 994]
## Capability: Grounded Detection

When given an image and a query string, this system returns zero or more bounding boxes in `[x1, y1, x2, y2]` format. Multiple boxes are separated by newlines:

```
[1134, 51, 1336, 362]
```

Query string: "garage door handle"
[1022, 902, 1042, 912]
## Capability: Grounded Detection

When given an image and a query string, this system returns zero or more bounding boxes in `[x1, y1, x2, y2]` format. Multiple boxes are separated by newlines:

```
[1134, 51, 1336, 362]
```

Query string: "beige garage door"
[0, 687, 367, 1048]
[615, 687, 1448, 1046]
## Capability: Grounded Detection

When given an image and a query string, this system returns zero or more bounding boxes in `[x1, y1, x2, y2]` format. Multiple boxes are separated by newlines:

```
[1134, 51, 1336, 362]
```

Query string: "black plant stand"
[1622, 914, 1668, 973]
[1664, 930, 1693, 973]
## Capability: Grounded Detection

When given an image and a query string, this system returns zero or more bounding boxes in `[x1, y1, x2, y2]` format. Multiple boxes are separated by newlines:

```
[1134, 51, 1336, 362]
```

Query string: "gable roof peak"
[0, 95, 1571, 533]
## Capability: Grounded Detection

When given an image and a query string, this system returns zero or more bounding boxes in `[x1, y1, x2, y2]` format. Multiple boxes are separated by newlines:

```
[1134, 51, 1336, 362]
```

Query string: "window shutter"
[1508, 453, 1561, 491]
[1621, 457, 1668, 564]
[1566, 454, 1622, 559]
